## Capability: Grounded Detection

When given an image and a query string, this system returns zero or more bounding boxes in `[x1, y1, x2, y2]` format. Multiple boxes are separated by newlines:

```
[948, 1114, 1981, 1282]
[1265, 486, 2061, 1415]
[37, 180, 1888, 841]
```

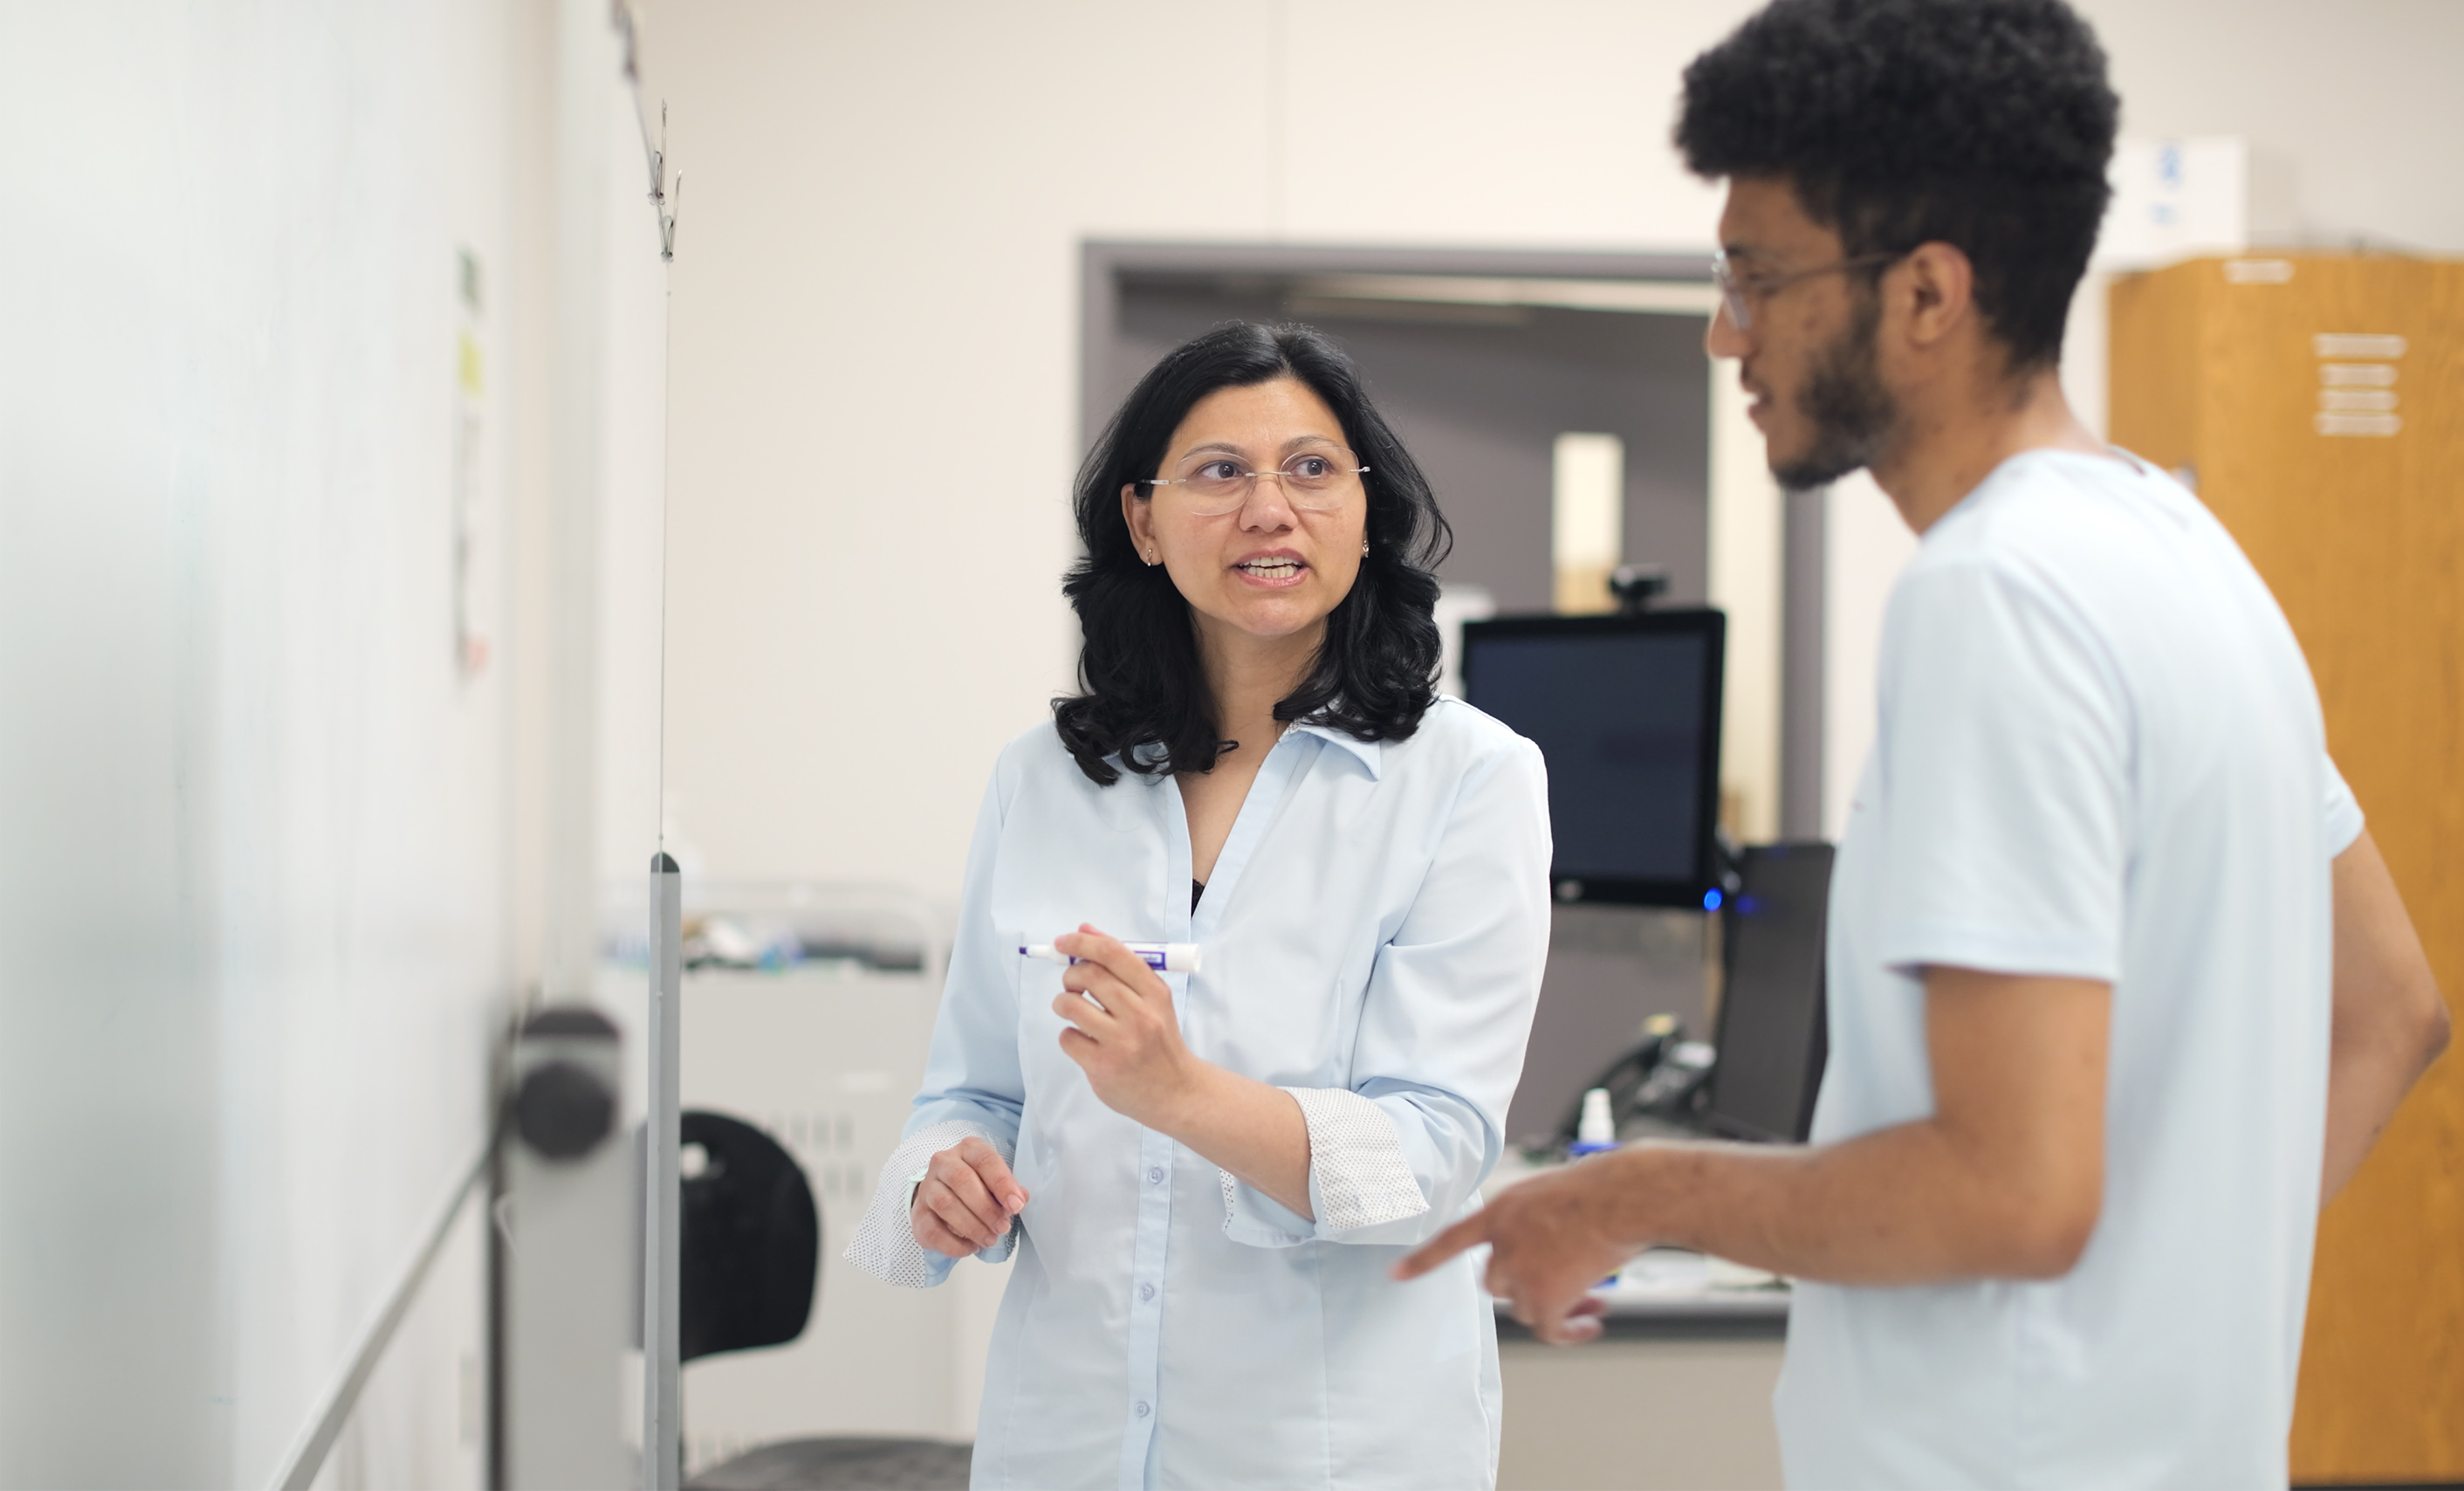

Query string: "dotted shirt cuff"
[1287, 1087, 1430, 1232]
[843, 1119, 1017, 1288]
[1214, 1087, 1430, 1242]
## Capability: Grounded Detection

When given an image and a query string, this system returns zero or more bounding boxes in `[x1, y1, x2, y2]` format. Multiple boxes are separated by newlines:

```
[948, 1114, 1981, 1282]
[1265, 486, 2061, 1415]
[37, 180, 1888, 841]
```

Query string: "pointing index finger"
[1392, 1209, 1491, 1282]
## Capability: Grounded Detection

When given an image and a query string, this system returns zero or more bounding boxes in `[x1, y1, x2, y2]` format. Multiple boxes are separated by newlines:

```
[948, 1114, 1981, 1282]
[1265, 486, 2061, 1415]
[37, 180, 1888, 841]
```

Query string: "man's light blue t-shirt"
[1778, 450, 2362, 1489]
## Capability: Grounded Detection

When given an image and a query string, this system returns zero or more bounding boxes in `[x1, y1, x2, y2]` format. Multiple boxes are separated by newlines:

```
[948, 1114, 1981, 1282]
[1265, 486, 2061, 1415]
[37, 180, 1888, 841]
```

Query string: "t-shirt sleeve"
[1871, 557, 2129, 983]
[2322, 752, 2365, 857]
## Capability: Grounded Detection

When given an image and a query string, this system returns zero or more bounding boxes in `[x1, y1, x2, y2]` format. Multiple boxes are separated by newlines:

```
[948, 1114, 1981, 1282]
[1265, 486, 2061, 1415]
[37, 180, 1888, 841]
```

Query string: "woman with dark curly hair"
[847, 321, 1550, 1489]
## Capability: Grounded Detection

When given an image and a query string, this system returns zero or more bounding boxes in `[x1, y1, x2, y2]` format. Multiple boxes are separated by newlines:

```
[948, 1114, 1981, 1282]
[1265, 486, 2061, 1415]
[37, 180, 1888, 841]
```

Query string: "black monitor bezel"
[1460, 608, 1726, 910]
[1699, 841, 1834, 1144]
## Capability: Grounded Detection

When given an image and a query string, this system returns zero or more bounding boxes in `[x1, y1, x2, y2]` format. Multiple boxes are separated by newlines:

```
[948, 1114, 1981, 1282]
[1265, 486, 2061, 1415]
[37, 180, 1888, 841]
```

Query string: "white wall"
[1, 4, 522, 1482]
[656, 0, 2464, 905]
[0, 1, 676, 1483]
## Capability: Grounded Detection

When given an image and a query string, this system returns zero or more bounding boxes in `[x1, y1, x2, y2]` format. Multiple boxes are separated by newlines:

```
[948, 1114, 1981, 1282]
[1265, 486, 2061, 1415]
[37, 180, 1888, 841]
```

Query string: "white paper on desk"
[1607, 1249, 1781, 1295]
[1704, 1255, 1782, 1290]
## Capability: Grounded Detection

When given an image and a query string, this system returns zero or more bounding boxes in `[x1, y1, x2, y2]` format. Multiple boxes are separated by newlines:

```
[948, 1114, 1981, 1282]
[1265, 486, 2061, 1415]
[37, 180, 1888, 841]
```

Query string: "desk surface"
[1487, 1247, 1791, 1336]
[1482, 1155, 1791, 1327]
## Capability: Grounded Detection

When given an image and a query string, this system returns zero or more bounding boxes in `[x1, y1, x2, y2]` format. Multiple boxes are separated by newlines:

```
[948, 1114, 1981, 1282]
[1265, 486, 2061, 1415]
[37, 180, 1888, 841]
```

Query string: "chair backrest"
[680, 1110, 819, 1362]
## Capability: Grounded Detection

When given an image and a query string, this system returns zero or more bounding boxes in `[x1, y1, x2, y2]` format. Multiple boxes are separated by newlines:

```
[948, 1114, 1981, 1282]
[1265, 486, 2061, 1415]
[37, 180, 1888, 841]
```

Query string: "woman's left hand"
[1051, 923, 1204, 1128]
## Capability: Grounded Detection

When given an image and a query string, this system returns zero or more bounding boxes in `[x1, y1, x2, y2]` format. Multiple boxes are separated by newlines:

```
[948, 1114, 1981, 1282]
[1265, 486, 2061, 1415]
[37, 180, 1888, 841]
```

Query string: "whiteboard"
[0, 2, 669, 1483]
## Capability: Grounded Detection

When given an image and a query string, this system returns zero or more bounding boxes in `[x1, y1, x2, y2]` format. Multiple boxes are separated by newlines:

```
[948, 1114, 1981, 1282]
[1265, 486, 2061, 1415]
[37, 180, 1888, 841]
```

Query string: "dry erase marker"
[1017, 941, 1203, 974]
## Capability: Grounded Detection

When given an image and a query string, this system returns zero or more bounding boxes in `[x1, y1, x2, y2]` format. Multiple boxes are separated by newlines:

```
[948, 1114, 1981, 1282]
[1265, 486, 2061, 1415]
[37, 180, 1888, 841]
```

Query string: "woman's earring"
[1360, 539, 1371, 557]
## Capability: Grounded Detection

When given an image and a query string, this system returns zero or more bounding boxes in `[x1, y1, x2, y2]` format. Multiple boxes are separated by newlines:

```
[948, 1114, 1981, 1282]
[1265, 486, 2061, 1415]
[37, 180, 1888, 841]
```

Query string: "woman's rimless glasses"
[1147, 450, 1370, 517]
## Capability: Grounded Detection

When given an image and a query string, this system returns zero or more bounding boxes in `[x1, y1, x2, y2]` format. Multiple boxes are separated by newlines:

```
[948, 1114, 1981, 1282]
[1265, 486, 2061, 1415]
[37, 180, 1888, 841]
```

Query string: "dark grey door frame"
[1079, 240, 1825, 841]
[1081, 241, 1711, 449]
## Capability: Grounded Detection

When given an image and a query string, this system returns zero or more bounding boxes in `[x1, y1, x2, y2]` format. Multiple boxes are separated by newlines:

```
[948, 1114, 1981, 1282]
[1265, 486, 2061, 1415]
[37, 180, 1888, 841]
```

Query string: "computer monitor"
[1459, 609, 1725, 908]
[1701, 843, 1834, 1143]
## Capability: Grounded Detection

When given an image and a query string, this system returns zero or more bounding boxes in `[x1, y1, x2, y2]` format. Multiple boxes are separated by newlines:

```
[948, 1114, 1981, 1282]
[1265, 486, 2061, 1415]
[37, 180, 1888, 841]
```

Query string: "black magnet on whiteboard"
[515, 1060, 617, 1161]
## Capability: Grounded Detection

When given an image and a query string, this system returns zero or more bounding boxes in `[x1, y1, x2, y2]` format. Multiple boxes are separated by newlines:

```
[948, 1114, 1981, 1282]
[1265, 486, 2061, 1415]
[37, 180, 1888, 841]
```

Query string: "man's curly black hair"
[1676, 0, 2118, 371]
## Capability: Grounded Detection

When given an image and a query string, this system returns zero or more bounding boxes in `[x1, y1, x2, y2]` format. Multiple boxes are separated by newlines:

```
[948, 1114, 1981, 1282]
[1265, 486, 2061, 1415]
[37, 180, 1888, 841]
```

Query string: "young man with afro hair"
[1400, 1, 2448, 1484]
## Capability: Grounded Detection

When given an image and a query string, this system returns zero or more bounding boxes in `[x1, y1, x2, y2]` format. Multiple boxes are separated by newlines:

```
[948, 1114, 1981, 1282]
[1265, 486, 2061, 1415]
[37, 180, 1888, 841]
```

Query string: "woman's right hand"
[912, 1136, 1029, 1258]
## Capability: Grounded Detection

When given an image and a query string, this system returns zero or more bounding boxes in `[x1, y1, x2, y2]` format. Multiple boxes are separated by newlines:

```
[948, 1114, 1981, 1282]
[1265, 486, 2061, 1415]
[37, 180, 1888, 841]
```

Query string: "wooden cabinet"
[2110, 255, 2464, 1483]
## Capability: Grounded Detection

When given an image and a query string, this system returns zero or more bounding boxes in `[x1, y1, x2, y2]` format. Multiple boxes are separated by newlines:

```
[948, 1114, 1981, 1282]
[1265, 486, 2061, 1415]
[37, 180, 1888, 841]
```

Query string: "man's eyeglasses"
[1712, 248, 1906, 331]
[1146, 450, 1369, 517]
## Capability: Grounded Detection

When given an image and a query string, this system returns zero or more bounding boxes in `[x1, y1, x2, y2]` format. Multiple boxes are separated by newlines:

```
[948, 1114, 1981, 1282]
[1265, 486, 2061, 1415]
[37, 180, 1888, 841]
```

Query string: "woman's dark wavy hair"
[1053, 322, 1452, 787]
[1676, 0, 2118, 370]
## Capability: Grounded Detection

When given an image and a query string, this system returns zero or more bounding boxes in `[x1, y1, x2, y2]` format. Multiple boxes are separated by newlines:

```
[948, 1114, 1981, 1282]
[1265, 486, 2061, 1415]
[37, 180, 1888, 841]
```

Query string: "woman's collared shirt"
[849, 698, 1550, 1491]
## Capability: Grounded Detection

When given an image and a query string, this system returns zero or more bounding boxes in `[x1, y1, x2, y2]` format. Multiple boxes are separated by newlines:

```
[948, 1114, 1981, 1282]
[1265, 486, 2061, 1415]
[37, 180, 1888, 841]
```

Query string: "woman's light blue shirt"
[847, 698, 1551, 1490]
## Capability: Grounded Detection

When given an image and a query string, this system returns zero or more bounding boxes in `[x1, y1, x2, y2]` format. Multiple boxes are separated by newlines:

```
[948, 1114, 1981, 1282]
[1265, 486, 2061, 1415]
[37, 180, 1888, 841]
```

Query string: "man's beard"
[1773, 292, 1897, 492]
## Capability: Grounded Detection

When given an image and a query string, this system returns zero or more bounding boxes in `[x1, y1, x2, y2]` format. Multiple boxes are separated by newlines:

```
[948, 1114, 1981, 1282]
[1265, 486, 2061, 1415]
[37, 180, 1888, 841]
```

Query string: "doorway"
[1082, 244, 1773, 1145]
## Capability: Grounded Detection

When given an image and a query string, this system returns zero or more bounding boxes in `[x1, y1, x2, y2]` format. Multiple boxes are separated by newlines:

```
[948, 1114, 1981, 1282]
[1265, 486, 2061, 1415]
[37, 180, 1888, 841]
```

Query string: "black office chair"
[682, 1111, 819, 1362]
[680, 1110, 971, 1491]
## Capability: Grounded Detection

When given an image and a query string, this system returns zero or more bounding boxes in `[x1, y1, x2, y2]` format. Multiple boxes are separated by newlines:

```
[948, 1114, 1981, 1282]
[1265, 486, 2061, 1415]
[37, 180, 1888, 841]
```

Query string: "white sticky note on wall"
[2094, 136, 2248, 272]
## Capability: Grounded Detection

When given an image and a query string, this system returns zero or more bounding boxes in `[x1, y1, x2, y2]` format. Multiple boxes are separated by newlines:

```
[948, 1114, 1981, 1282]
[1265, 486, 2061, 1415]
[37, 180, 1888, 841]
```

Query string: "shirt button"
[1146, 1166, 1164, 1184]
[1140, 1282, 1155, 1302]
[1135, 1401, 1151, 1418]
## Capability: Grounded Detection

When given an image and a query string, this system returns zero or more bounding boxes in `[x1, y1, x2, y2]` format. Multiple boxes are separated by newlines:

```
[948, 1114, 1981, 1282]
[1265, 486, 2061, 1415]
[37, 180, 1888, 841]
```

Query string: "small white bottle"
[1569, 1086, 1624, 1288]
[1570, 1086, 1618, 1157]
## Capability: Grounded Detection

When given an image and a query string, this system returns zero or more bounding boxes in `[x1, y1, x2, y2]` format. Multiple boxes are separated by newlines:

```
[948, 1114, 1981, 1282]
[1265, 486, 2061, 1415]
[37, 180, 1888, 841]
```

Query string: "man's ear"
[1898, 241, 1977, 350]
